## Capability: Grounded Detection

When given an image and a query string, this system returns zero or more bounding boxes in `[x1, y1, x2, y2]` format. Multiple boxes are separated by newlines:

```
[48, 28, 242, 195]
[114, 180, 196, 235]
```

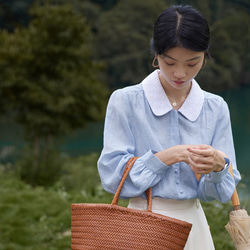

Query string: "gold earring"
[152, 57, 159, 68]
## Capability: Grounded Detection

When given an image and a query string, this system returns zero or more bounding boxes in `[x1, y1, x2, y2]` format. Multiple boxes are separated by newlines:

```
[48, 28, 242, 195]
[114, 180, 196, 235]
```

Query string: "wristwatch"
[224, 157, 230, 168]
[215, 157, 230, 172]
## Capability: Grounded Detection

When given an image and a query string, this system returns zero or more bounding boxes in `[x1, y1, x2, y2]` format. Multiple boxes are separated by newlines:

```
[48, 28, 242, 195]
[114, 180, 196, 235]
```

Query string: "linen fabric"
[98, 69, 241, 202]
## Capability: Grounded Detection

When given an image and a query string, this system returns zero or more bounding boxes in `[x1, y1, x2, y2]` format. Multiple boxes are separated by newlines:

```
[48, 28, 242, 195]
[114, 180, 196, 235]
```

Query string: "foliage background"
[1, 154, 249, 249]
[0, 0, 249, 249]
[0, 0, 249, 92]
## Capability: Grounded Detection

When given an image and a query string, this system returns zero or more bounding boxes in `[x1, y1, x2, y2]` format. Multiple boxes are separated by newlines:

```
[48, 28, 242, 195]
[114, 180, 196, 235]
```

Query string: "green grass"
[0, 153, 248, 249]
[0, 153, 124, 250]
[0, 172, 71, 249]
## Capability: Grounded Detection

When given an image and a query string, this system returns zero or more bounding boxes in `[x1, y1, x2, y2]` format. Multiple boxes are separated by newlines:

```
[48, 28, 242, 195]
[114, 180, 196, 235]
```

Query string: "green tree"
[0, 3, 108, 185]
[93, 0, 167, 89]
[89, 0, 118, 10]
[91, 0, 250, 91]
[197, 10, 250, 91]
[1, 0, 249, 92]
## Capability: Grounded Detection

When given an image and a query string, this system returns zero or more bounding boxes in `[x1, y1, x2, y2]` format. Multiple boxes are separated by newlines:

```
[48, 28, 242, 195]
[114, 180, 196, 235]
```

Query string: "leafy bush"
[0, 154, 119, 250]
[55, 153, 129, 207]
[0, 155, 248, 249]
[0, 170, 71, 249]
[56, 153, 102, 194]
[17, 149, 63, 187]
[202, 200, 235, 249]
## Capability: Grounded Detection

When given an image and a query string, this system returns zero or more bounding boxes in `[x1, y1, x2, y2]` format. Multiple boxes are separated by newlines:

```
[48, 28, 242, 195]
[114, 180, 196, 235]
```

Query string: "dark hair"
[151, 5, 210, 58]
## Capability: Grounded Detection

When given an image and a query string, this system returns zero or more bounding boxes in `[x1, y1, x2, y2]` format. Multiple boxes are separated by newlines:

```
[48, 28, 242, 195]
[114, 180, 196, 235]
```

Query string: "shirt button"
[174, 169, 178, 173]
[176, 180, 179, 184]
[180, 190, 183, 194]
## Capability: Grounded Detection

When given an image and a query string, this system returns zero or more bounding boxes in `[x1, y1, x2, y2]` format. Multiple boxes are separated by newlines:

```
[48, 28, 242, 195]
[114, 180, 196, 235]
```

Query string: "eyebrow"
[164, 55, 202, 62]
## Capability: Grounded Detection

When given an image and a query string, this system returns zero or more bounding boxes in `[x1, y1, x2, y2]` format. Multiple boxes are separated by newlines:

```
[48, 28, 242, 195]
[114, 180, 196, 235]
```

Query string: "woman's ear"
[202, 59, 207, 68]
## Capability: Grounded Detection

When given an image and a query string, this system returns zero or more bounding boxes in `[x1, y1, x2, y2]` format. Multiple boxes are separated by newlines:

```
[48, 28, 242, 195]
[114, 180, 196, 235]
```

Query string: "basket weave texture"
[71, 157, 192, 249]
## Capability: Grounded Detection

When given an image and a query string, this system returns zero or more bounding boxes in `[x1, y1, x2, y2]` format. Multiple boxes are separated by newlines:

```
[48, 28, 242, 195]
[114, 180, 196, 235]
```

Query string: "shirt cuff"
[139, 149, 169, 174]
[207, 164, 230, 183]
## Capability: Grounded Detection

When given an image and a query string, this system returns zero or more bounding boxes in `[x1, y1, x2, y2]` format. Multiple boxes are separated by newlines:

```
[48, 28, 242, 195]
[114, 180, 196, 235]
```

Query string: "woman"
[98, 5, 241, 249]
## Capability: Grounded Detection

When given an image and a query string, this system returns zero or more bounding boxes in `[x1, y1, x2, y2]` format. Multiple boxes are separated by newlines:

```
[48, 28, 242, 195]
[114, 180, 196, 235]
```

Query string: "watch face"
[224, 157, 230, 167]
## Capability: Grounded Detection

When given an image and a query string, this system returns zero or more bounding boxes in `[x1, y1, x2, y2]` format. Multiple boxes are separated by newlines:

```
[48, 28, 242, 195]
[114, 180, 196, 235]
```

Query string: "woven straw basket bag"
[71, 157, 192, 249]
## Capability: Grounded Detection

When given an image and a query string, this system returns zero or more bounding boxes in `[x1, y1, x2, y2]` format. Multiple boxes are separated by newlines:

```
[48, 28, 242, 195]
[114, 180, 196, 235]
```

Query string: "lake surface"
[0, 85, 249, 196]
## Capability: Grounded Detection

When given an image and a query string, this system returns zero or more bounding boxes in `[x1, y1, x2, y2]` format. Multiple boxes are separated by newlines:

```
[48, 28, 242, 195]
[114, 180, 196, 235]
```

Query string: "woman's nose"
[173, 69, 186, 79]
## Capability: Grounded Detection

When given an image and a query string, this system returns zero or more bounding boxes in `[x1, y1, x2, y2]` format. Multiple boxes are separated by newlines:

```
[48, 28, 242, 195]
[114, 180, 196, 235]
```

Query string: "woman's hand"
[155, 145, 193, 166]
[187, 145, 225, 174]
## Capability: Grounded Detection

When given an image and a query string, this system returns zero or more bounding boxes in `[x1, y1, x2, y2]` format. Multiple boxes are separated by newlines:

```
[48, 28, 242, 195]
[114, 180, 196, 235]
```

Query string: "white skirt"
[128, 197, 215, 250]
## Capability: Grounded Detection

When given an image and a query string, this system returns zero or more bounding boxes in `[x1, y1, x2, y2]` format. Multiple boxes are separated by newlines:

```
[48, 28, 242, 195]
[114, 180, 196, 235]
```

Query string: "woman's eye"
[165, 62, 175, 66]
[188, 63, 198, 67]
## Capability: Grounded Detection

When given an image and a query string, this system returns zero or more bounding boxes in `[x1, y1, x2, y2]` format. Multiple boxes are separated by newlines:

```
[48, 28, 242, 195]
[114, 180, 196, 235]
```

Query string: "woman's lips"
[173, 81, 185, 85]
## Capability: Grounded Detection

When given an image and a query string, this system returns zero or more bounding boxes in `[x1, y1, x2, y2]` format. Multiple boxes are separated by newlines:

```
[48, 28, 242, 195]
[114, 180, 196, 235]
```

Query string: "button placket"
[174, 164, 183, 196]
[172, 111, 184, 196]
[175, 167, 179, 185]
[175, 171, 185, 196]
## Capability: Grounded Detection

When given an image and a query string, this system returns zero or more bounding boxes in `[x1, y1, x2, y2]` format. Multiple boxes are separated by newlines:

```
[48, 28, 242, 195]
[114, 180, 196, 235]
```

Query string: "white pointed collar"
[142, 70, 204, 121]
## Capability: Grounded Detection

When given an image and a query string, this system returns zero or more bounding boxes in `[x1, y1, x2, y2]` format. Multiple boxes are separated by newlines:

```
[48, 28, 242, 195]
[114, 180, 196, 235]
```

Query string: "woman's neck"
[159, 74, 192, 109]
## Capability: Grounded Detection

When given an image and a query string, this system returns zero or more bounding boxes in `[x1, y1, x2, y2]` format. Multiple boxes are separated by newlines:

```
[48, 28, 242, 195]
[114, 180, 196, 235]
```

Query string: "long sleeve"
[197, 99, 241, 203]
[98, 88, 169, 198]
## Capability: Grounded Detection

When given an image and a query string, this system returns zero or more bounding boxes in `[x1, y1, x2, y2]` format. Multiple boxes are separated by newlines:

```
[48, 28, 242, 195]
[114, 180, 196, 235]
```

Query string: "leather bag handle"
[112, 157, 240, 211]
[111, 157, 153, 212]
